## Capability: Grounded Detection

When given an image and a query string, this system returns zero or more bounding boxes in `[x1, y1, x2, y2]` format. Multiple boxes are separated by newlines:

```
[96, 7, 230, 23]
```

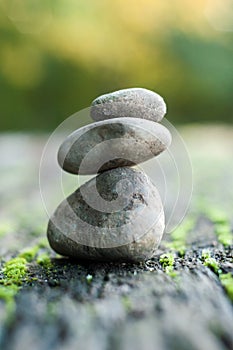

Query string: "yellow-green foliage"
[160, 253, 174, 268]
[1, 1, 233, 130]
[2, 258, 27, 286]
[36, 253, 52, 268]
[203, 258, 220, 274]
[201, 249, 233, 301]
[18, 238, 51, 265]
[165, 217, 195, 256]
[220, 273, 233, 301]
[37, 238, 50, 249]
[159, 253, 177, 277]
[0, 1, 220, 85]
[201, 250, 221, 274]
[204, 207, 233, 246]
[19, 246, 40, 262]
[201, 249, 211, 260]
[214, 224, 232, 246]
[0, 242, 51, 312]
[0, 257, 28, 313]
[205, 208, 228, 224]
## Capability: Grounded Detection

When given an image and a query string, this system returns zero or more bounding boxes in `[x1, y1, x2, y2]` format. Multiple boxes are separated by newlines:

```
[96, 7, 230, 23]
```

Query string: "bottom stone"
[47, 167, 165, 262]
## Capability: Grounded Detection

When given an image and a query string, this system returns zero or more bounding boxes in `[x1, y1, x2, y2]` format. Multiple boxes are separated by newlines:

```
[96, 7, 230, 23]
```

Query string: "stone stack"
[47, 88, 171, 262]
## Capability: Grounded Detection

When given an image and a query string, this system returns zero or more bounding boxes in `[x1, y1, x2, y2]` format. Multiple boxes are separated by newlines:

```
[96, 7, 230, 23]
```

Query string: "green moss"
[204, 208, 228, 224]
[202, 207, 232, 246]
[171, 217, 195, 241]
[2, 257, 27, 286]
[201, 249, 211, 260]
[165, 241, 186, 257]
[36, 253, 52, 268]
[219, 273, 233, 301]
[201, 249, 233, 302]
[19, 246, 39, 262]
[214, 224, 232, 246]
[160, 253, 174, 268]
[165, 217, 195, 256]
[0, 257, 28, 315]
[17, 238, 51, 267]
[37, 238, 50, 249]
[0, 239, 51, 313]
[203, 257, 221, 274]
[159, 253, 178, 277]
[159, 252, 181, 278]
[201, 250, 221, 274]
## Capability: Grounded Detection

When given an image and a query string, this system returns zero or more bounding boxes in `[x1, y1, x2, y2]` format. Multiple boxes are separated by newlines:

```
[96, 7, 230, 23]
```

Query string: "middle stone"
[58, 117, 171, 175]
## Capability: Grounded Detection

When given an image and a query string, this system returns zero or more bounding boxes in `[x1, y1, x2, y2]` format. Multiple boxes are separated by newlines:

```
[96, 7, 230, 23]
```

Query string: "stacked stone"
[47, 88, 171, 262]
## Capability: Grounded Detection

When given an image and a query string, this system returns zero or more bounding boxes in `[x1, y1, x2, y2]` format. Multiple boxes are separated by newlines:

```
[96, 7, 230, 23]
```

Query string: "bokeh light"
[0, 0, 232, 130]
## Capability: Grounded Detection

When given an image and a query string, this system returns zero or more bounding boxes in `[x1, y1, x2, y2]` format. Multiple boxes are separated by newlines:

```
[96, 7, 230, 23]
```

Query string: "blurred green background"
[0, 0, 233, 131]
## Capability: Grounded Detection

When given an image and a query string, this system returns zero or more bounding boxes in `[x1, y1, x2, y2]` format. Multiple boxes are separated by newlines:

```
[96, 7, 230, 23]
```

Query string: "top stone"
[90, 88, 166, 122]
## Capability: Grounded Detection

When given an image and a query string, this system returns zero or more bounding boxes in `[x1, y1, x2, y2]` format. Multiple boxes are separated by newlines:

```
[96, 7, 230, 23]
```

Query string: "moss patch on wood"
[219, 273, 233, 301]
[214, 223, 232, 246]
[203, 257, 221, 274]
[0, 240, 52, 312]
[2, 258, 27, 286]
[164, 217, 196, 256]
[201, 249, 232, 300]
[19, 246, 40, 262]
[0, 257, 28, 314]
[202, 207, 233, 246]
[36, 253, 52, 268]
[201, 249, 221, 274]
[159, 253, 178, 277]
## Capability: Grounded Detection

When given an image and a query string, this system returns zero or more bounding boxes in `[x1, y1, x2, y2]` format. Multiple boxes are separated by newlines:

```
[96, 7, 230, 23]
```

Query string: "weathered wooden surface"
[0, 125, 232, 350]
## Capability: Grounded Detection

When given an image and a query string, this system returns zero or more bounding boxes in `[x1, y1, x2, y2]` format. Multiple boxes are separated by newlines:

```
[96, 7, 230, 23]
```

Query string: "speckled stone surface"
[47, 167, 165, 261]
[57, 117, 171, 175]
[90, 88, 167, 122]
